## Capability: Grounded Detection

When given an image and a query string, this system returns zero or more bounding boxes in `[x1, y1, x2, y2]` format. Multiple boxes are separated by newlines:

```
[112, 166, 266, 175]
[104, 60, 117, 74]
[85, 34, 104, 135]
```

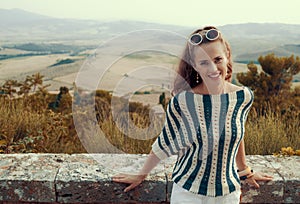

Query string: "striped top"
[152, 86, 254, 197]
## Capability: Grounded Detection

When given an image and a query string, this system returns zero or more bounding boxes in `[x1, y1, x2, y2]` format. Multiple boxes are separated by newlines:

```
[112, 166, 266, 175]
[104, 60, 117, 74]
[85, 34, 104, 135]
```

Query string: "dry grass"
[1, 89, 300, 155]
[0, 96, 85, 153]
[0, 79, 164, 154]
[244, 108, 300, 155]
[1, 91, 299, 155]
[0, 73, 299, 155]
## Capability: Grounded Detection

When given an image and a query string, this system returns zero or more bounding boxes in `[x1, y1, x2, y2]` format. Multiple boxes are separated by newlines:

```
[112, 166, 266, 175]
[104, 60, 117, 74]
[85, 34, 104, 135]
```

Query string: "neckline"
[184, 86, 246, 97]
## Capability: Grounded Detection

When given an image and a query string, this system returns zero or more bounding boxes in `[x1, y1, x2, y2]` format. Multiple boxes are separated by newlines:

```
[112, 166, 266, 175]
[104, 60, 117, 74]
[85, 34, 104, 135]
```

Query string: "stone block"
[0, 154, 299, 203]
[0, 154, 64, 203]
[265, 155, 300, 203]
[241, 155, 284, 203]
[56, 154, 168, 203]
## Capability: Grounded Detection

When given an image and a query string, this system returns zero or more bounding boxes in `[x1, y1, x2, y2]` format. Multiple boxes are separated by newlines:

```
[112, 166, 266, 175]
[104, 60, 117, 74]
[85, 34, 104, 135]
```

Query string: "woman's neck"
[194, 82, 227, 95]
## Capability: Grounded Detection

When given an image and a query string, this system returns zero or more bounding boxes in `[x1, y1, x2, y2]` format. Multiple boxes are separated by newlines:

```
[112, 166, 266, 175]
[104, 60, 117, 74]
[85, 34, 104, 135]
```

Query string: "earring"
[196, 73, 200, 83]
[225, 72, 230, 79]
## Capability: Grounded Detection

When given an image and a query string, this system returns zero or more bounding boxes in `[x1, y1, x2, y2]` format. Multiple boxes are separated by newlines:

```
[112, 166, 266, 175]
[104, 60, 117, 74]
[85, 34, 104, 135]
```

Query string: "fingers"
[260, 176, 273, 181]
[112, 175, 123, 182]
[124, 183, 140, 192]
[112, 178, 123, 183]
[112, 177, 124, 182]
[112, 174, 125, 180]
[245, 172, 273, 188]
[263, 174, 274, 179]
[112, 174, 131, 184]
[112, 173, 143, 192]
[112, 177, 132, 184]
[246, 178, 260, 188]
[252, 180, 260, 188]
[112, 173, 135, 182]
[257, 173, 273, 181]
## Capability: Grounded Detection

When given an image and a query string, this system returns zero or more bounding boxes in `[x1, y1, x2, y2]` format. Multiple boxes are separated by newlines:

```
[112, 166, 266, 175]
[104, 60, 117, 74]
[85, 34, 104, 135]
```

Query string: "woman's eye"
[215, 57, 223, 63]
[199, 61, 209, 66]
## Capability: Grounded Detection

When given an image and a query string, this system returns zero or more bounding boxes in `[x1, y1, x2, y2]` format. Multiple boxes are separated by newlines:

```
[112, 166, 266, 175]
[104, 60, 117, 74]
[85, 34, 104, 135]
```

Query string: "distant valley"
[1, 8, 300, 91]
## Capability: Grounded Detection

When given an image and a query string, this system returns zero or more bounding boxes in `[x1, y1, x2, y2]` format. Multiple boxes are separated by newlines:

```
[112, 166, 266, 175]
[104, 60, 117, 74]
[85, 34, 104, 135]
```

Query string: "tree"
[1, 80, 19, 99]
[237, 53, 300, 114]
[30, 73, 44, 92]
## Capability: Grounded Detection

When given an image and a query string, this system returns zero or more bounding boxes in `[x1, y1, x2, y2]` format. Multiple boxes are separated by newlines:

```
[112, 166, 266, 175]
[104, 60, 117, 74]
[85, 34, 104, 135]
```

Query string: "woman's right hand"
[112, 151, 160, 192]
[112, 173, 147, 192]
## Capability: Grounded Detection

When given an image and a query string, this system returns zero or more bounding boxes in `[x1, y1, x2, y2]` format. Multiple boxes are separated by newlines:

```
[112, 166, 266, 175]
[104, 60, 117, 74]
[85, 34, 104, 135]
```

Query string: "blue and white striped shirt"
[152, 87, 254, 197]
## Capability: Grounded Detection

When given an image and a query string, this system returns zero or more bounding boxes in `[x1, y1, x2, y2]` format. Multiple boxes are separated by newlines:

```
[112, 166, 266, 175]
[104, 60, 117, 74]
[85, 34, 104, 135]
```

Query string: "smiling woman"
[112, 26, 273, 204]
[172, 26, 233, 95]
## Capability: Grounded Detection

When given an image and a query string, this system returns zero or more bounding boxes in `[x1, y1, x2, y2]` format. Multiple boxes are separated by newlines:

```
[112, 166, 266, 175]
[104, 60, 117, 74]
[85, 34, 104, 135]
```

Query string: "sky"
[0, 0, 299, 27]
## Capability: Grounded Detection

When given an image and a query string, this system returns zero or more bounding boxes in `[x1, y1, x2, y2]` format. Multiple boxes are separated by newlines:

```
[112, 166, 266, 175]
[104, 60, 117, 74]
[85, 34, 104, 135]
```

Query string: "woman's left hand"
[245, 172, 273, 188]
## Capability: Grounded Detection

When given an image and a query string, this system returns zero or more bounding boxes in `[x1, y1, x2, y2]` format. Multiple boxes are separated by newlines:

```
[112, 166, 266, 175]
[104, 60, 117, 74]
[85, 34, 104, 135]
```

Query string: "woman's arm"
[236, 139, 273, 188]
[236, 139, 248, 171]
[112, 150, 161, 192]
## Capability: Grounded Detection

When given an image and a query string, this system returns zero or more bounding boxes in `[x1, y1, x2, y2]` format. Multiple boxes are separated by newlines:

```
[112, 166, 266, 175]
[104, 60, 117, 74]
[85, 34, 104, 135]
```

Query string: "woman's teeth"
[208, 73, 220, 78]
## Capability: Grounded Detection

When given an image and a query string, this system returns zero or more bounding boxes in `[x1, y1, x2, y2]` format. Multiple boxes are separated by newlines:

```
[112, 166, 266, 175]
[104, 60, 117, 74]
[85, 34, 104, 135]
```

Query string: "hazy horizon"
[1, 0, 299, 27]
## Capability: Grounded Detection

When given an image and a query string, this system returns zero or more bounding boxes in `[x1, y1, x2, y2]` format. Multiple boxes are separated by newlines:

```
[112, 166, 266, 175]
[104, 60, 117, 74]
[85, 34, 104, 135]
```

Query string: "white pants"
[171, 183, 241, 204]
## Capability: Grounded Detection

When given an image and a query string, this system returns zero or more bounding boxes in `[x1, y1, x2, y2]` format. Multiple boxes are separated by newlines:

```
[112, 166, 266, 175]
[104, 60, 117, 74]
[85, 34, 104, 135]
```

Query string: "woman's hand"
[245, 171, 273, 188]
[112, 173, 147, 192]
[112, 151, 160, 192]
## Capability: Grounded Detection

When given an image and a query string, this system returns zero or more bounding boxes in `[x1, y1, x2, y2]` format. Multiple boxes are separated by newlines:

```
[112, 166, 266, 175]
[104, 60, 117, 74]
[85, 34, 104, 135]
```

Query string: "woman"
[113, 26, 273, 204]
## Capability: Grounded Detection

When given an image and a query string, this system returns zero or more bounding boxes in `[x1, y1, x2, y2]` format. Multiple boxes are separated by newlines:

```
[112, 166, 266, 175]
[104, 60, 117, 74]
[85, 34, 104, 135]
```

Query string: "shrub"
[244, 108, 300, 155]
[1, 73, 299, 155]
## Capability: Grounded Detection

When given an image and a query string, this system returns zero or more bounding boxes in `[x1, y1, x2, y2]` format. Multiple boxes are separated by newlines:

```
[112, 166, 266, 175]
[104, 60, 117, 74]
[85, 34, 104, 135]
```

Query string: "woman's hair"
[172, 26, 233, 95]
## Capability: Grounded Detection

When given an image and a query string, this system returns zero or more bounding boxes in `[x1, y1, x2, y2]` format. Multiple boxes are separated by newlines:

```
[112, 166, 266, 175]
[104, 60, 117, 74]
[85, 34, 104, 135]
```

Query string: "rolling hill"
[1, 8, 300, 62]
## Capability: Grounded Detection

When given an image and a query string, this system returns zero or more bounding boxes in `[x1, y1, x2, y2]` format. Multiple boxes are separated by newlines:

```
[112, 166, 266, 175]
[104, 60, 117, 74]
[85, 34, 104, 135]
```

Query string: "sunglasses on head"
[188, 29, 220, 45]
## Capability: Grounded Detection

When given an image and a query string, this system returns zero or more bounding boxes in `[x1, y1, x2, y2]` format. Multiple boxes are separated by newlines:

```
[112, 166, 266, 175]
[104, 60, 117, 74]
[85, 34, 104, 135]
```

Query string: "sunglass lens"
[190, 34, 202, 45]
[206, 29, 219, 40]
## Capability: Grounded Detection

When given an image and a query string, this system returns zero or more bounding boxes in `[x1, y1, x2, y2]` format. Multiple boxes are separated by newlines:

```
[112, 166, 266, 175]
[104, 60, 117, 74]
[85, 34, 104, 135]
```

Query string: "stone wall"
[0, 154, 299, 203]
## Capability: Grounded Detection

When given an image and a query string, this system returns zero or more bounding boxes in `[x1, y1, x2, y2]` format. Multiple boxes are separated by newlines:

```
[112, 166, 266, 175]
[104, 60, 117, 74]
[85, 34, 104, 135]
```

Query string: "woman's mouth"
[208, 72, 221, 79]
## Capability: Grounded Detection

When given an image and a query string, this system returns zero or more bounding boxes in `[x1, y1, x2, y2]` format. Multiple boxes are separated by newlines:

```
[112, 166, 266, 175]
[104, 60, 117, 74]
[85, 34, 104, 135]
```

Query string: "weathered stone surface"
[0, 154, 64, 202]
[0, 154, 299, 203]
[265, 155, 300, 203]
[241, 155, 284, 203]
[56, 154, 167, 203]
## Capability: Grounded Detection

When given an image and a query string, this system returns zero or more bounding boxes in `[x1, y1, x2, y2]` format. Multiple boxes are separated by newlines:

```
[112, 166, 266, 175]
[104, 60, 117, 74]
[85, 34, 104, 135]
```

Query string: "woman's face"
[192, 41, 228, 92]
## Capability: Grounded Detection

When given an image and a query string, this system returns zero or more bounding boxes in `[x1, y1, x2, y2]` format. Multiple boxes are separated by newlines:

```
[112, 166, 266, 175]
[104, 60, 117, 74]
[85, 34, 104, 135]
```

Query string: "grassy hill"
[1, 9, 300, 62]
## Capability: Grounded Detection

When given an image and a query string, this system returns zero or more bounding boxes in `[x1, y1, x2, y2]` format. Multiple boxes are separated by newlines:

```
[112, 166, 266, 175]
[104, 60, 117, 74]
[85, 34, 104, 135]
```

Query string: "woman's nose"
[208, 61, 218, 71]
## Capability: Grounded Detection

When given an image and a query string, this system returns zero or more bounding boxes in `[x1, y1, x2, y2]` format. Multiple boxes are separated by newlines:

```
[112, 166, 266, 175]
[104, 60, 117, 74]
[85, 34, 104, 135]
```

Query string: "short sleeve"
[152, 95, 193, 160]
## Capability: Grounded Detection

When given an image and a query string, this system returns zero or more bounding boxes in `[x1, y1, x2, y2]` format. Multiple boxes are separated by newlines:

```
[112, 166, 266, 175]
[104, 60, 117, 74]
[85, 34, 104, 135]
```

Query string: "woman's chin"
[203, 78, 226, 94]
